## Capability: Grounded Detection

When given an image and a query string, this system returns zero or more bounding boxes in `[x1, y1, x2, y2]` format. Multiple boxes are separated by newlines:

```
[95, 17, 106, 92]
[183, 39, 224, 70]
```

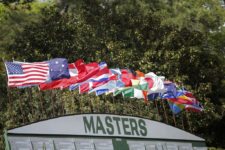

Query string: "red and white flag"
[5, 61, 49, 87]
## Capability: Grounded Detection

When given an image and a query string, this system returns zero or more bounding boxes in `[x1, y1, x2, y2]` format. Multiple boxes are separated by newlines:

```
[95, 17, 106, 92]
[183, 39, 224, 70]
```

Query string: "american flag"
[5, 61, 49, 87]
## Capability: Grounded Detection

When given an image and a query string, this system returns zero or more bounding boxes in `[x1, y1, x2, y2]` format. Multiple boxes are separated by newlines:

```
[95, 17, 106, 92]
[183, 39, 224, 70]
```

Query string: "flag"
[69, 83, 79, 91]
[48, 58, 70, 81]
[178, 88, 204, 112]
[39, 59, 100, 90]
[114, 85, 147, 98]
[176, 88, 202, 106]
[122, 88, 134, 97]
[167, 98, 203, 114]
[39, 60, 80, 90]
[77, 62, 100, 83]
[185, 104, 203, 112]
[145, 72, 165, 94]
[79, 80, 109, 94]
[161, 82, 178, 98]
[79, 62, 110, 93]
[113, 87, 126, 96]
[68, 63, 78, 77]
[135, 70, 145, 78]
[84, 68, 120, 95]
[74, 59, 86, 78]
[114, 77, 148, 97]
[134, 78, 148, 90]
[79, 82, 90, 93]
[167, 100, 185, 114]
[131, 79, 140, 86]
[165, 86, 203, 113]
[145, 77, 154, 89]
[96, 89, 109, 96]
[89, 80, 124, 95]
[166, 97, 195, 105]
[177, 88, 199, 104]
[77, 73, 111, 93]
[165, 90, 201, 106]
[119, 87, 148, 102]
[88, 80, 120, 96]
[120, 69, 136, 86]
[147, 93, 160, 101]
[110, 68, 121, 76]
[103, 80, 125, 95]
[134, 89, 148, 102]
[5, 61, 49, 87]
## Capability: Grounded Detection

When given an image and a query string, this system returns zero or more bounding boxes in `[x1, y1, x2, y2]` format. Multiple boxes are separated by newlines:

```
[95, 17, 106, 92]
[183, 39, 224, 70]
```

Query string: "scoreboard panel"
[5, 114, 207, 150]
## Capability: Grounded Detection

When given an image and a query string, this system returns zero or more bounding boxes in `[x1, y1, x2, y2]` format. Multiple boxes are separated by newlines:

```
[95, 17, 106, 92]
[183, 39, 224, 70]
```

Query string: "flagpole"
[181, 112, 185, 130]
[161, 99, 169, 124]
[79, 95, 82, 113]
[148, 102, 151, 120]
[58, 90, 64, 115]
[122, 95, 125, 114]
[5, 58, 26, 124]
[129, 98, 133, 116]
[5, 86, 10, 105]
[185, 111, 192, 132]
[112, 95, 115, 114]
[97, 96, 100, 113]
[39, 91, 45, 119]
[89, 97, 93, 113]
[102, 95, 106, 113]
[74, 94, 81, 113]
[6, 59, 13, 123]
[154, 100, 160, 120]
[61, 95, 65, 115]
[28, 88, 34, 119]
[7, 88, 15, 124]
[105, 95, 109, 113]
[4, 58, 14, 123]
[172, 114, 177, 127]
[51, 90, 56, 117]
[18, 93, 25, 124]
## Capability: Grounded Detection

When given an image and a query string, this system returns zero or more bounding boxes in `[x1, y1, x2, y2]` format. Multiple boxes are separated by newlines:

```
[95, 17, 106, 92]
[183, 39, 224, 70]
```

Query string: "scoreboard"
[5, 114, 207, 150]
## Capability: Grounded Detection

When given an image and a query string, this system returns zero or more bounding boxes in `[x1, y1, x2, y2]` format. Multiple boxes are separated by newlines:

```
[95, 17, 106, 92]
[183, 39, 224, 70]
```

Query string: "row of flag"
[4, 58, 204, 114]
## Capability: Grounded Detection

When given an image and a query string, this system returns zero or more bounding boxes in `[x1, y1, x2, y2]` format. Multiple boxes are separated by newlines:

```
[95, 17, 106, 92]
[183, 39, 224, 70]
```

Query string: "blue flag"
[161, 83, 177, 98]
[96, 89, 109, 96]
[148, 93, 160, 101]
[49, 58, 70, 81]
[69, 84, 79, 91]
[167, 100, 184, 114]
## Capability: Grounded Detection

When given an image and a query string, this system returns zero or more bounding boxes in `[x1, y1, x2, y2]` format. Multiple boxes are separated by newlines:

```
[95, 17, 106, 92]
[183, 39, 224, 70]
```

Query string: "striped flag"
[5, 62, 49, 87]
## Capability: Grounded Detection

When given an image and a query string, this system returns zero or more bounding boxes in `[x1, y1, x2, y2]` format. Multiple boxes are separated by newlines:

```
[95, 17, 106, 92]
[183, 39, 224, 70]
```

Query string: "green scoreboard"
[4, 114, 207, 150]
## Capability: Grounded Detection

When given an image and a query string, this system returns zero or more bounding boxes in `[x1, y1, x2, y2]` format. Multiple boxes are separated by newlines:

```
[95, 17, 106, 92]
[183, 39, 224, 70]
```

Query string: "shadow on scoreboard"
[7, 136, 207, 150]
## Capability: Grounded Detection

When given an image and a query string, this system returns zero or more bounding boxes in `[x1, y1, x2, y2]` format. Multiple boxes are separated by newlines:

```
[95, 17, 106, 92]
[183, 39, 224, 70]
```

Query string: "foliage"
[0, 0, 225, 148]
[0, 0, 53, 60]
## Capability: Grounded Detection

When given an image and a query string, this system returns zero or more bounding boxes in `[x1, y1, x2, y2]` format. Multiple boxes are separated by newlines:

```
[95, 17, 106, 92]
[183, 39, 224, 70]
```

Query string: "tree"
[1, 0, 225, 148]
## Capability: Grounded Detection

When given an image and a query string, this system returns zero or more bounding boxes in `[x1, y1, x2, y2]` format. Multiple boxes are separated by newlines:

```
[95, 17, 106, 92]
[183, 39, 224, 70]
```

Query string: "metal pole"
[185, 111, 192, 132]
[39, 92, 45, 119]
[172, 114, 177, 127]
[181, 112, 185, 130]
[51, 90, 55, 117]
[154, 100, 160, 120]
[161, 100, 169, 124]
[4, 130, 10, 150]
